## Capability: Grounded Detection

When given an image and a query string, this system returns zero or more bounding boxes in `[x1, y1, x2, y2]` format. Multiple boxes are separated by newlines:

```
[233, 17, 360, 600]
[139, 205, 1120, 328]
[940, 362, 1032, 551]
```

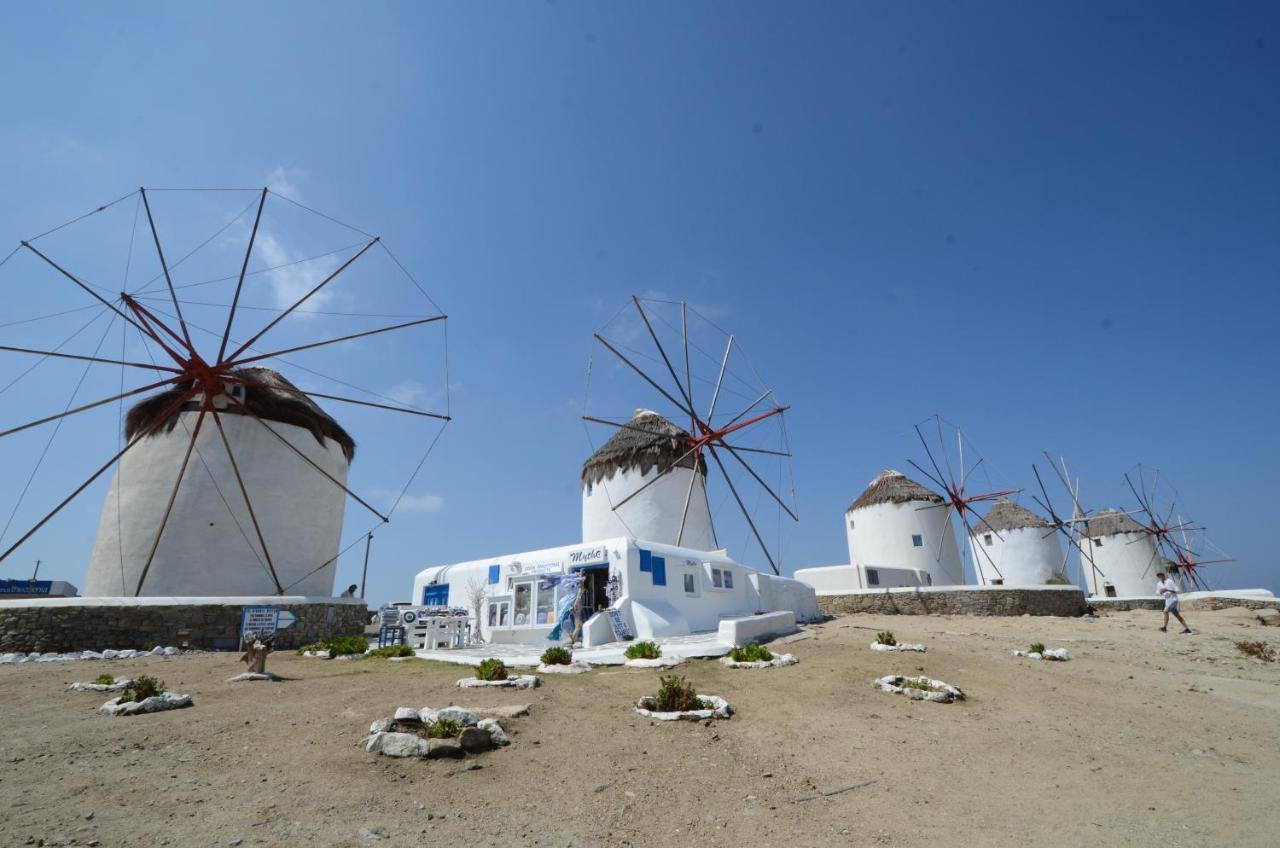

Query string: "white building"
[413, 536, 818, 647]
[84, 368, 350, 597]
[795, 470, 963, 592]
[1079, 509, 1158, 598]
[967, 499, 1065, 586]
[410, 410, 817, 647]
[581, 409, 712, 550]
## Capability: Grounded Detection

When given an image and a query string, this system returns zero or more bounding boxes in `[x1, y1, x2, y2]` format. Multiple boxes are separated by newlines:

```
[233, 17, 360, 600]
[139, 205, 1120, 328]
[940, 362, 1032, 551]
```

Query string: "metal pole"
[360, 533, 373, 599]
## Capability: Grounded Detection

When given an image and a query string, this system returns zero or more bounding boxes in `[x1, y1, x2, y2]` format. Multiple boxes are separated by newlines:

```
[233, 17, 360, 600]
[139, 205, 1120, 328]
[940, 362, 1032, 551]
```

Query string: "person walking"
[1155, 571, 1191, 634]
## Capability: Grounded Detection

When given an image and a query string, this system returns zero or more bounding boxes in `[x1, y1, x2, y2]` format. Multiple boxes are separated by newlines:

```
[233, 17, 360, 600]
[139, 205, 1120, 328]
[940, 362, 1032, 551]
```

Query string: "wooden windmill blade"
[583, 297, 798, 575]
[0, 187, 452, 596]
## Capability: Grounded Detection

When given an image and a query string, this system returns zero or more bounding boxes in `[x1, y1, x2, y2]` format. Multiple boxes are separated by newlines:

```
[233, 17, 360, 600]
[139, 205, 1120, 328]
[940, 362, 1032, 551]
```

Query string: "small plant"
[366, 644, 415, 659]
[729, 643, 774, 663]
[1028, 642, 1046, 656]
[141, 641, 158, 651]
[624, 641, 661, 660]
[901, 678, 934, 692]
[119, 675, 166, 703]
[651, 675, 708, 712]
[476, 657, 509, 681]
[875, 631, 897, 646]
[296, 635, 369, 657]
[1235, 640, 1276, 662]
[426, 717, 462, 739]
[93, 673, 116, 686]
[540, 646, 573, 666]
[1044, 577, 1071, 585]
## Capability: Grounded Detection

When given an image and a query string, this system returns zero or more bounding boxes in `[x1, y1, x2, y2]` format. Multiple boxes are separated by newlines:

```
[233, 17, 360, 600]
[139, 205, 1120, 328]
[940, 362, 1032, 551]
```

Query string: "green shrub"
[875, 631, 897, 646]
[540, 646, 573, 666]
[1044, 577, 1071, 585]
[1029, 642, 1046, 655]
[476, 658, 509, 681]
[119, 675, 166, 703]
[901, 678, 934, 692]
[651, 675, 708, 712]
[426, 717, 462, 739]
[366, 644, 415, 659]
[624, 641, 661, 660]
[729, 643, 774, 663]
[296, 635, 369, 657]
[93, 674, 115, 686]
[1235, 640, 1276, 662]
[141, 641, 158, 652]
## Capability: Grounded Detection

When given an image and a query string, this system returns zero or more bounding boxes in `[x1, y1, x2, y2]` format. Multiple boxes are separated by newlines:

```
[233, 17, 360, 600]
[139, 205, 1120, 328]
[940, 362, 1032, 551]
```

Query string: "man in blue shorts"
[1155, 571, 1191, 634]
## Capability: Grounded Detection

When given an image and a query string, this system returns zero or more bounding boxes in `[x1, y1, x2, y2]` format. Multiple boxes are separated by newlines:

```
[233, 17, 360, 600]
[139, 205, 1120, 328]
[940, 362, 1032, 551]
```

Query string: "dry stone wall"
[817, 586, 1086, 617]
[0, 600, 367, 653]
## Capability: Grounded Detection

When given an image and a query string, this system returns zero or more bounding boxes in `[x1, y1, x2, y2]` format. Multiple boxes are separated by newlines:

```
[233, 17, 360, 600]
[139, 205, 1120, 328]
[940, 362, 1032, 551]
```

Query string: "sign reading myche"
[567, 546, 608, 567]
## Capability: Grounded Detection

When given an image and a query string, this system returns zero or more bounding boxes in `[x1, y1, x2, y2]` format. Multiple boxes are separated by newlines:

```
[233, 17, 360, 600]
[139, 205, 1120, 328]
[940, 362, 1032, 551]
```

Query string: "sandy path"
[1, 607, 1277, 848]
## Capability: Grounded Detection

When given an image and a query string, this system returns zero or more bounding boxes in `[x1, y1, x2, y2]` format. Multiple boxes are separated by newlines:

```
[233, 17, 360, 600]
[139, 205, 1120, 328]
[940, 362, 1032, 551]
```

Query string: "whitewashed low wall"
[716, 611, 796, 646]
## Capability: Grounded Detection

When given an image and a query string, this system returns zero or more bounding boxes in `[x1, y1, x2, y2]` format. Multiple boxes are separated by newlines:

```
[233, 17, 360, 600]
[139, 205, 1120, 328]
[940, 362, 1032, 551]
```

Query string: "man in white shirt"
[1155, 571, 1191, 634]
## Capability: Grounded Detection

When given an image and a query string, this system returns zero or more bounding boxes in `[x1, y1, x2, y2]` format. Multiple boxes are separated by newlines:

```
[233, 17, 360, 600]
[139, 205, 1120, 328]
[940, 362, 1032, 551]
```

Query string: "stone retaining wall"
[1091, 596, 1280, 613]
[817, 586, 1086, 618]
[0, 597, 368, 653]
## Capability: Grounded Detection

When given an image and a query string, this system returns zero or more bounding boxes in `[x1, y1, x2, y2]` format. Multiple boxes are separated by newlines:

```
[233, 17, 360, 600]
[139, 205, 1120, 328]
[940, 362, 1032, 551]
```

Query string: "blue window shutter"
[651, 556, 666, 586]
[639, 549, 652, 573]
[423, 585, 449, 606]
[488, 564, 501, 584]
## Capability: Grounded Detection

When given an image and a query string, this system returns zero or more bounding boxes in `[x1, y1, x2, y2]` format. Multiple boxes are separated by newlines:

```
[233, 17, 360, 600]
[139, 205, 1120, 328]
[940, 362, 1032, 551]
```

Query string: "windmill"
[1030, 453, 1111, 589]
[1124, 466, 1230, 592]
[582, 297, 797, 575]
[0, 187, 450, 596]
[904, 416, 1022, 585]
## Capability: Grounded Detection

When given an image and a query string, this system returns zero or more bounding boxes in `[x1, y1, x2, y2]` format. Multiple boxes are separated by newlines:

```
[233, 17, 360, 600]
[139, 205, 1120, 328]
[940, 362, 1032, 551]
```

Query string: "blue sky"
[0, 2, 1276, 603]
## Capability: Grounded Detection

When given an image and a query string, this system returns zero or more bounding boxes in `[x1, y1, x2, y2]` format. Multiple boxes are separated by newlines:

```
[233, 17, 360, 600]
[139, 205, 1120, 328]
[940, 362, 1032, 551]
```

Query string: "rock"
[417, 708, 438, 725]
[477, 718, 510, 746]
[426, 738, 464, 759]
[458, 727, 492, 753]
[101, 650, 119, 659]
[374, 733, 429, 758]
[162, 647, 179, 656]
[369, 718, 393, 734]
[624, 657, 685, 669]
[393, 707, 421, 724]
[365, 732, 386, 753]
[99, 692, 193, 717]
[435, 707, 478, 727]
[537, 661, 592, 675]
[358, 825, 389, 840]
[476, 704, 529, 719]
[456, 675, 541, 689]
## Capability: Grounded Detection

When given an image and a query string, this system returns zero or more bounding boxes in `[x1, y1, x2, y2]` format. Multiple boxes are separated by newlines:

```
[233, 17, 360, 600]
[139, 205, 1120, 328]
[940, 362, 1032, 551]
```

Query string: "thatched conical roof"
[581, 409, 705, 487]
[1082, 508, 1146, 539]
[125, 366, 356, 462]
[847, 469, 943, 512]
[970, 498, 1049, 535]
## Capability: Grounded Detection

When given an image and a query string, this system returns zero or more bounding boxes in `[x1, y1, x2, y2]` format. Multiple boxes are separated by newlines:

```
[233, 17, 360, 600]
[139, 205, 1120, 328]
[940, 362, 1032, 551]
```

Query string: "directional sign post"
[276, 611, 297, 630]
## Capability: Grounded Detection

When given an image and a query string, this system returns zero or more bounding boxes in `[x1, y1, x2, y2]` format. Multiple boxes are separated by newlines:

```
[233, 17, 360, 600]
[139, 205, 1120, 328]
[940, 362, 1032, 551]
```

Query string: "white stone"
[1013, 648, 1070, 661]
[101, 650, 119, 660]
[99, 692, 193, 716]
[370, 718, 393, 734]
[719, 653, 799, 669]
[624, 657, 684, 669]
[477, 718, 510, 746]
[371, 732, 429, 758]
[869, 643, 927, 653]
[393, 707, 421, 723]
[434, 707, 478, 727]
[69, 678, 133, 692]
[537, 661, 592, 675]
[872, 675, 964, 703]
[226, 672, 282, 682]
[634, 694, 732, 721]
[455, 675, 541, 689]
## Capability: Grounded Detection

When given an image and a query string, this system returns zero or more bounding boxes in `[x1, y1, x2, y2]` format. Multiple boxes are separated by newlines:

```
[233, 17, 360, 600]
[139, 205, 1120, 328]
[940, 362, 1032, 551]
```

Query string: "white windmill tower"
[967, 499, 1065, 586]
[581, 408, 713, 550]
[843, 469, 965, 586]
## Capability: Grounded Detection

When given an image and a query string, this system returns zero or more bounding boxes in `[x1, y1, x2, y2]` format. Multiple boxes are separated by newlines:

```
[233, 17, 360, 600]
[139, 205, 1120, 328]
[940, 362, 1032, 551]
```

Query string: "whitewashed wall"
[793, 563, 932, 593]
[582, 465, 711, 550]
[412, 535, 818, 646]
[1081, 531, 1162, 597]
[845, 501, 965, 586]
[85, 411, 348, 597]
[967, 526, 1064, 586]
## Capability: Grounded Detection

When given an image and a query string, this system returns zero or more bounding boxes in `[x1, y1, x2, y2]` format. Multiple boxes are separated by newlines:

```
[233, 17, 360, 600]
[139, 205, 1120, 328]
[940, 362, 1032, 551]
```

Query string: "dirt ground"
[2, 607, 1278, 848]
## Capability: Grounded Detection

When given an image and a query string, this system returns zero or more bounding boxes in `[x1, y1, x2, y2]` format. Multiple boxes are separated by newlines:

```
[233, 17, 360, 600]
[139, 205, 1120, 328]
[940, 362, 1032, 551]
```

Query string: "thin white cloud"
[391, 493, 446, 513]
[265, 166, 306, 201]
[385, 379, 426, 406]
[253, 231, 337, 312]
